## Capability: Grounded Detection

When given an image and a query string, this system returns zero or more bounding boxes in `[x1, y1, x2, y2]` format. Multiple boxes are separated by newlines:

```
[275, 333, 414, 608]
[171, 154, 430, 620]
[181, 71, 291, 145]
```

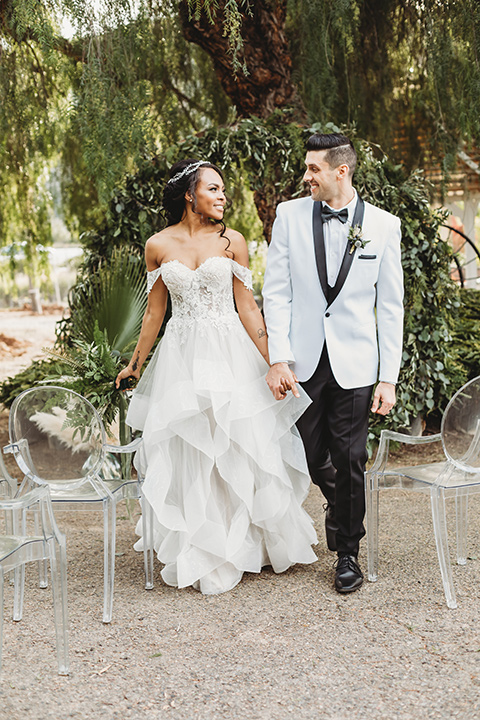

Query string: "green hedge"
[450, 289, 480, 383]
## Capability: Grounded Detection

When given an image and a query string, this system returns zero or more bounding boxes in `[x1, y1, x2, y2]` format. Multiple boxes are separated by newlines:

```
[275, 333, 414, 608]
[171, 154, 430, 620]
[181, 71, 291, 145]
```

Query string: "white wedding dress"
[126, 255, 317, 594]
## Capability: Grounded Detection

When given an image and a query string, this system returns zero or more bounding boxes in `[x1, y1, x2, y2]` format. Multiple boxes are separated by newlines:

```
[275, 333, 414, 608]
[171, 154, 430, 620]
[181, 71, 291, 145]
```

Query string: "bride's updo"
[162, 158, 226, 227]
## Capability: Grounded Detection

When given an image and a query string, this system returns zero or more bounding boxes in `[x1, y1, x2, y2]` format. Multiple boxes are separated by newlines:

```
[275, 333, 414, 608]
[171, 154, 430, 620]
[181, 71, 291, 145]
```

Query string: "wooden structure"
[427, 146, 480, 288]
[393, 130, 480, 288]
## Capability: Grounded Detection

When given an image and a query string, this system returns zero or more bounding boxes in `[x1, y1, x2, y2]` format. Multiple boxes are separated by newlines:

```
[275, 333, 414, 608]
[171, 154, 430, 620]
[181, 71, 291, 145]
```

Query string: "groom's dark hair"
[306, 133, 357, 178]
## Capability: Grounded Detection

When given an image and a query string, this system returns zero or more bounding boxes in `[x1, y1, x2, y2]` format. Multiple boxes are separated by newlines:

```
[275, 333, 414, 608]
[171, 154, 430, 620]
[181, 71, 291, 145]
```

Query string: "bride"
[115, 158, 317, 594]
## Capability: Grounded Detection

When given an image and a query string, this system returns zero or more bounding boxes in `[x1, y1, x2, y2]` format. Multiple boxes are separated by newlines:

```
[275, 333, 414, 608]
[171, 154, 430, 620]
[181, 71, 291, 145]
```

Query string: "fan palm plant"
[60, 245, 147, 357]
[44, 246, 149, 463]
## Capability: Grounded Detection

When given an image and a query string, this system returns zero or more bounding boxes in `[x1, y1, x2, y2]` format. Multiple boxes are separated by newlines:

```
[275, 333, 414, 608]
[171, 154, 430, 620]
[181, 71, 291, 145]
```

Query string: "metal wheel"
[442, 224, 480, 288]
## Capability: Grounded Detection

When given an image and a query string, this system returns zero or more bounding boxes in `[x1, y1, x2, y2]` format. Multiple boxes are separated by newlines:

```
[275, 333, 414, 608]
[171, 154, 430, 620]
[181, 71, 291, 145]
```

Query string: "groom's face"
[303, 150, 338, 203]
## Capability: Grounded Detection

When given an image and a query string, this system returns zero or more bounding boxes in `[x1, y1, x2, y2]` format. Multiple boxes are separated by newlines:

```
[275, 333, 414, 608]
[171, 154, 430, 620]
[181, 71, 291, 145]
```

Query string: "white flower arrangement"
[348, 224, 370, 254]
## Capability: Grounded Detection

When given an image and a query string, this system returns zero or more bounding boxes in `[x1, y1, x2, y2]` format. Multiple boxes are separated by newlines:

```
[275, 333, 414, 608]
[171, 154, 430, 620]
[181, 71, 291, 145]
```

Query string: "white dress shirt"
[323, 189, 357, 287]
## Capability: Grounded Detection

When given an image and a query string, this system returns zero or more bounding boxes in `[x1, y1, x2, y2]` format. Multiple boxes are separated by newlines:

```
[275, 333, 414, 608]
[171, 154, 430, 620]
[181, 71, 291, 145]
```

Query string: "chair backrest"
[8, 386, 106, 488]
[441, 375, 480, 472]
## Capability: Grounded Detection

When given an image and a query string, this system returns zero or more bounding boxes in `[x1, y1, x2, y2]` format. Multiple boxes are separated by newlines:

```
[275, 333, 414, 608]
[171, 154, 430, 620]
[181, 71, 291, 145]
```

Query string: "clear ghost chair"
[1, 446, 55, 590]
[0, 453, 17, 497]
[0, 485, 69, 675]
[4, 386, 154, 624]
[0, 453, 17, 539]
[366, 375, 480, 609]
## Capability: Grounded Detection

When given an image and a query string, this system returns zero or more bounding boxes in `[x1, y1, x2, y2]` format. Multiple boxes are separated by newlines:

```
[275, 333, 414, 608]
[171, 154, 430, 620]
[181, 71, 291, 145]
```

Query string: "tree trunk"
[253, 183, 300, 245]
[179, 0, 305, 120]
[180, 1, 308, 241]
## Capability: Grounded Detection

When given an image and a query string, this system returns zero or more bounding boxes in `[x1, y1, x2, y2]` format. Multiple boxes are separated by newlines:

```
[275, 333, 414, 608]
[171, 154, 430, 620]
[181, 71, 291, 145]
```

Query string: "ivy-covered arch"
[76, 115, 460, 434]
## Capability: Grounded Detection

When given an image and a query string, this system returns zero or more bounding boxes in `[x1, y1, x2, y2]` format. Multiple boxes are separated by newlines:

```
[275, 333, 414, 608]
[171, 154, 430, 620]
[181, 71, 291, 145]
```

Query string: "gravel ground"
[1, 311, 480, 720]
[1, 492, 480, 720]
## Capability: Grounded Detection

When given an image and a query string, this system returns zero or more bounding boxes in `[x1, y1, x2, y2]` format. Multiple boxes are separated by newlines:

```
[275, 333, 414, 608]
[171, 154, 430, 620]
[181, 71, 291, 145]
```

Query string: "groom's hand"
[266, 362, 300, 401]
[371, 382, 396, 415]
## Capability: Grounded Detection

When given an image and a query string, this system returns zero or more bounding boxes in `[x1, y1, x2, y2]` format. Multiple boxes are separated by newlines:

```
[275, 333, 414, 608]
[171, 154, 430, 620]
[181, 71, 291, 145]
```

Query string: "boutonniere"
[348, 224, 370, 254]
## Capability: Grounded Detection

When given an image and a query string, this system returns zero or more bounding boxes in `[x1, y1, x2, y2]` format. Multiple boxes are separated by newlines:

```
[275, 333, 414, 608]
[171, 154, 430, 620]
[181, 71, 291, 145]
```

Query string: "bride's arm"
[235, 281, 270, 365]
[115, 241, 168, 388]
[231, 234, 270, 366]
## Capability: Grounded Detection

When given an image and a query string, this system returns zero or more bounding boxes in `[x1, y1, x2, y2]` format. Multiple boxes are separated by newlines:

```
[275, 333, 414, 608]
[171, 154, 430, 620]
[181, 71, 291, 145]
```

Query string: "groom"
[263, 132, 404, 593]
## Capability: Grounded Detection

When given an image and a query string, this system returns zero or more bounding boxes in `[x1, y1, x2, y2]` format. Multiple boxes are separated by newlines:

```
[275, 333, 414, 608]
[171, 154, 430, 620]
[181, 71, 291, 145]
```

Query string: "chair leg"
[455, 492, 468, 566]
[365, 472, 379, 582]
[431, 486, 457, 609]
[13, 503, 26, 621]
[34, 508, 48, 589]
[0, 569, 4, 673]
[9, 506, 20, 587]
[142, 498, 154, 590]
[12, 565, 25, 622]
[48, 538, 69, 675]
[102, 499, 117, 624]
[4, 511, 15, 588]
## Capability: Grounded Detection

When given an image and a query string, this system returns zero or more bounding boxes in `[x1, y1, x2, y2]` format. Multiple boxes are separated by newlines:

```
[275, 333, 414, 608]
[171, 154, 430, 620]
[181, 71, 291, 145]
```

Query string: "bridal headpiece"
[167, 161, 209, 185]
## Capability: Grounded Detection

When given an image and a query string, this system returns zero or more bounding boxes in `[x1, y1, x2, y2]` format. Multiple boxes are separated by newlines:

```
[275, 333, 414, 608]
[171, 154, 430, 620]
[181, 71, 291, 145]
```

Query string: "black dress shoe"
[334, 554, 363, 593]
[324, 503, 338, 552]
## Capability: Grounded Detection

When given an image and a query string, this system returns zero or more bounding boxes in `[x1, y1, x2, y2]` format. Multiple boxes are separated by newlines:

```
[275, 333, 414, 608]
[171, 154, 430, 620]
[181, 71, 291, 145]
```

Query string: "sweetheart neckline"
[149, 256, 232, 275]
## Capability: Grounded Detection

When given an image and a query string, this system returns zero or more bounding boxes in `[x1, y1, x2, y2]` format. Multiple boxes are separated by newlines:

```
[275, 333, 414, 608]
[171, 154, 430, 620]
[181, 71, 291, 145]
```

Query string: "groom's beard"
[307, 184, 324, 203]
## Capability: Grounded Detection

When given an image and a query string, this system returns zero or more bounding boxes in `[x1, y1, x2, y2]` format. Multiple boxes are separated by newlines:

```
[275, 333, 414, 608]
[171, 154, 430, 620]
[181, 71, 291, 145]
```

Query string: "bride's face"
[189, 168, 226, 220]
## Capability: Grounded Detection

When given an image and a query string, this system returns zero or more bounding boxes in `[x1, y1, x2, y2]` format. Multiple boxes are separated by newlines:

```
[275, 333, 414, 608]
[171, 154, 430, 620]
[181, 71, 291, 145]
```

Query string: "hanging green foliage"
[1, 0, 479, 274]
[0, 0, 231, 261]
[183, 0, 480, 169]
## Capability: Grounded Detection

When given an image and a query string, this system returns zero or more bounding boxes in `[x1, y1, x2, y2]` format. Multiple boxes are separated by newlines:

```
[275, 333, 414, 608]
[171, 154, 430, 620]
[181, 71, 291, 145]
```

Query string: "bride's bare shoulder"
[224, 227, 248, 260]
[145, 227, 179, 270]
[224, 227, 245, 242]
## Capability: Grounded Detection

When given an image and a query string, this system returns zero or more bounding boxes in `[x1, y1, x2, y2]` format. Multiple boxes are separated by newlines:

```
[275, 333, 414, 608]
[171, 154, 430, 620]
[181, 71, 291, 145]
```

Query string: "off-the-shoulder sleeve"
[231, 260, 253, 291]
[147, 267, 162, 294]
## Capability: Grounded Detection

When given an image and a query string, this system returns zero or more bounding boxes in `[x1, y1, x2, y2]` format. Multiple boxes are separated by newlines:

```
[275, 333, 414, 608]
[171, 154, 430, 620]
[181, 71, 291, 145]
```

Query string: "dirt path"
[0, 308, 64, 380]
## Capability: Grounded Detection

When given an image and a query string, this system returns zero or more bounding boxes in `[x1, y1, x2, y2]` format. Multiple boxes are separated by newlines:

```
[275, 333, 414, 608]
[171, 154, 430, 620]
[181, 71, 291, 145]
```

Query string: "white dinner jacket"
[262, 195, 404, 389]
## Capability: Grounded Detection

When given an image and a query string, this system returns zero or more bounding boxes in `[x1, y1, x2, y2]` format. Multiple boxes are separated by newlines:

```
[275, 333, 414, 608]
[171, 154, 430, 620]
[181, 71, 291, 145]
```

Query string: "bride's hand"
[266, 362, 300, 400]
[115, 365, 140, 390]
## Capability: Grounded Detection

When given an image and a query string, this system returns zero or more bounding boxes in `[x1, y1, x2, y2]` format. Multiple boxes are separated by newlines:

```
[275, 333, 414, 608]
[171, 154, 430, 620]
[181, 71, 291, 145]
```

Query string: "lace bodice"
[147, 256, 253, 340]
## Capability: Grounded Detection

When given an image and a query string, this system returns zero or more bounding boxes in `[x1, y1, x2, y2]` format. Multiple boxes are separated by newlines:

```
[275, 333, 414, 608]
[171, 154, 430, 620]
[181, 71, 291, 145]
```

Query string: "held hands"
[371, 381, 396, 415]
[266, 362, 300, 401]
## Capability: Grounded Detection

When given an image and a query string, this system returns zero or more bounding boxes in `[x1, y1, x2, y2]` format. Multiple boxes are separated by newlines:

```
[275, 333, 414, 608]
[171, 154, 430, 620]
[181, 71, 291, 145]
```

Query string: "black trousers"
[297, 347, 373, 556]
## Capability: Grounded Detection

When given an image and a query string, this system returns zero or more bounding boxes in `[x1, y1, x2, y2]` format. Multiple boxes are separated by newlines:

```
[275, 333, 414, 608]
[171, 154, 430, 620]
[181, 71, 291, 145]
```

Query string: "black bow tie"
[321, 206, 348, 224]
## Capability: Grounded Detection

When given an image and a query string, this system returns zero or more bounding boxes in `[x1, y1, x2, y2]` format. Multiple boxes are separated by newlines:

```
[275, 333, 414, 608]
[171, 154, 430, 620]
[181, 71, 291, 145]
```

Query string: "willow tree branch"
[179, 0, 305, 120]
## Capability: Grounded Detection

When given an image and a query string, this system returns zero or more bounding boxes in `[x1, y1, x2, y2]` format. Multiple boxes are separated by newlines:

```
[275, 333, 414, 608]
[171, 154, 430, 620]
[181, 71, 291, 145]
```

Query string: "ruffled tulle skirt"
[127, 317, 317, 594]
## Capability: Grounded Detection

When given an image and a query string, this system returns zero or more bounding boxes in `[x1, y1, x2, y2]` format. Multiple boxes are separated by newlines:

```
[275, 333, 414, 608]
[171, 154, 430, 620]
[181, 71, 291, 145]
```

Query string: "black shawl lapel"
[328, 196, 365, 306]
[312, 201, 329, 303]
